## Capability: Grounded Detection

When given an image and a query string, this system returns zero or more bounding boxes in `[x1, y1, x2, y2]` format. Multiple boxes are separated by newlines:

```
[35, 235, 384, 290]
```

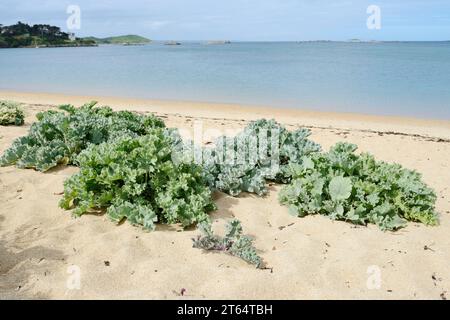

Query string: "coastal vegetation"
[0, 22, 96, 48]
[193, 219, 263, 268]
[0, 102, 165, 171]
[0, 100, 25, 125]
[0, 22, 150, 48]
[184, 119, 322, 197]
[60, 132, 215, 231]
[0, 102, 214, 231]
[82, 35, 151, 45]
[278, 143, 438, 231]
[0, 101, 440, 266]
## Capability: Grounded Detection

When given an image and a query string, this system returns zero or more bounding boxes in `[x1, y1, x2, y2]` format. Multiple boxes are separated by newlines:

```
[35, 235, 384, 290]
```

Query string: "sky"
[1, 0, 449, 41]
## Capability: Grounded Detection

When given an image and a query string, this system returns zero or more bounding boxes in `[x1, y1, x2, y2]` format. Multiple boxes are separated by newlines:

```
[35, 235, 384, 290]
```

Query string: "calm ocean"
[1, 42, 449, 119]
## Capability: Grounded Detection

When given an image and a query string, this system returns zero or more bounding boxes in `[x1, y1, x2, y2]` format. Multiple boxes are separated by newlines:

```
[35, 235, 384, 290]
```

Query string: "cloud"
[144, 20, 172, 30]
[0, 0, 449, 40]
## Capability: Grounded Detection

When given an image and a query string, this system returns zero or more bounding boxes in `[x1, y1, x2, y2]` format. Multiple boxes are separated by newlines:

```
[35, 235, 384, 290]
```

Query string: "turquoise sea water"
[0, 42, 449, 119]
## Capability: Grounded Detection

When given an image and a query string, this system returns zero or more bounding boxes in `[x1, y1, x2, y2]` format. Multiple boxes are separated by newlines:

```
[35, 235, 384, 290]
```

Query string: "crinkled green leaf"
[59, 132, 216, 230]
[0, 101, 25, 126]
[0, 101, 165, 171]
[179, 119, 321, 197]
[279, 142, 438, 231]
[329, 176, 353, 201]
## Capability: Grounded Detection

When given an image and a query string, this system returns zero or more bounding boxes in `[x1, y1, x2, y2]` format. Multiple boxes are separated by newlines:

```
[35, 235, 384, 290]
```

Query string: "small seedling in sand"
[192, 219, 263, 269]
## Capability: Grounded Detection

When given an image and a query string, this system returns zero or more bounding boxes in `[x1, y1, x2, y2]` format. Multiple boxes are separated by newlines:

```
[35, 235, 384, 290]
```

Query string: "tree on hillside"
[0, 22, 73, 47]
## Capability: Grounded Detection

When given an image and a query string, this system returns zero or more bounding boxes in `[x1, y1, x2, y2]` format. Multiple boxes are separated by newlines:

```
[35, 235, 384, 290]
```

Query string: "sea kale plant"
[0, 100, 25, 126]
[192, 219, 263, 268]
[0, 99, 440, 235]
[278, 142, 438, 231]
[0, 101, 165, 171]
[60, 132, 216, 231]
[180, 119, 321, 196]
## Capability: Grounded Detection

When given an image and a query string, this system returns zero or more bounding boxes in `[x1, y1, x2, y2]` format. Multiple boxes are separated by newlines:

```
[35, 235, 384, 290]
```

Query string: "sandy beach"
[0, 90, 449, 300]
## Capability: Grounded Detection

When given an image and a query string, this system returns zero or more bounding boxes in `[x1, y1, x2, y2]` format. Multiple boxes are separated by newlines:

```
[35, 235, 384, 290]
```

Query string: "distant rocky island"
[164, 41, 181, 46]
[206, 40, 231, 45]
[82, 35, 151, 45]
[0, 22, 150, 48]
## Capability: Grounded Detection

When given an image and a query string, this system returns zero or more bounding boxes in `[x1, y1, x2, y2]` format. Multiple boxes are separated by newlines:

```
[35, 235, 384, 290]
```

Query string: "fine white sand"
[0, 91, 449, 299]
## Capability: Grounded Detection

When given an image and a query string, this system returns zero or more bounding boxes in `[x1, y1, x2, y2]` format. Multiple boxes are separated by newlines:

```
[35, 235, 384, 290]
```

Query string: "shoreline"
[1, 90, 449, 140]
[0, 44, 98, 49]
